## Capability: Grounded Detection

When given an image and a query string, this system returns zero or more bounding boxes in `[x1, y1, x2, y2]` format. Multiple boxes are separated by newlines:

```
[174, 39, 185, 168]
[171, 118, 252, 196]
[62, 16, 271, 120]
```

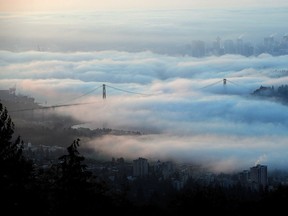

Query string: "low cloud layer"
[1, 50, 288, 173]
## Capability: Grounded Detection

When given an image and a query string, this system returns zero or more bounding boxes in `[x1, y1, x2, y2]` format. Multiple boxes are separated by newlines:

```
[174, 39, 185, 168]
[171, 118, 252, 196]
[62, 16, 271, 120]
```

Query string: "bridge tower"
[223, 78, 227, 93]
[103, 84, 106, 99]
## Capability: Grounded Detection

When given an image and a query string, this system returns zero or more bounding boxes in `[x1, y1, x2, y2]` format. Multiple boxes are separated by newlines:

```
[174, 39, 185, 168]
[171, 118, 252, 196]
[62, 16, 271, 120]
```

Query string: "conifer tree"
[52, 138, 105, 214]
[0, 102, 34, 213]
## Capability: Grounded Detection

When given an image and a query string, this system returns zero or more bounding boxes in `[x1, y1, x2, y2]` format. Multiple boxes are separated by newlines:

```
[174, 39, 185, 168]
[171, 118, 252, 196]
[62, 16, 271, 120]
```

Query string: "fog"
[1, 8, 288, 173]
[1, 49, 288, 172]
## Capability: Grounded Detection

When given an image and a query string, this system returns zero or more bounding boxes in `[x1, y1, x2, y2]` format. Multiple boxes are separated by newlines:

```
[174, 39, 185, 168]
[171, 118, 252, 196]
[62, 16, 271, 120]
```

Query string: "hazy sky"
[1, 0, 288, 11]
[1, 7, 287, 52]
[1, 1, 288, 173]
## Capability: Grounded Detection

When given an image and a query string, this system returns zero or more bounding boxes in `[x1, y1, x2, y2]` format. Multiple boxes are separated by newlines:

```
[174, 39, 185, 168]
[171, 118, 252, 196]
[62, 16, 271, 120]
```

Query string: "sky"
[1, 0, 288, 11]
[1, 1, 288, 173]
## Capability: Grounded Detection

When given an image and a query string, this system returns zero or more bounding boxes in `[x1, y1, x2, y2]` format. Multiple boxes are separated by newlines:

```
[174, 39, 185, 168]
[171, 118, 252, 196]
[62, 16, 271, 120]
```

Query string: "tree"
[55, 138, 95, 193]
[50, 138, 111, 215]
[0, 102, 34, 214]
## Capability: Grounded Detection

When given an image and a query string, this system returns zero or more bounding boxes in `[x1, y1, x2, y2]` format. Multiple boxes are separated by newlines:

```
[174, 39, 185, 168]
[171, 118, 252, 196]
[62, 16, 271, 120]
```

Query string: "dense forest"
[1, 101, 288, 215]
[252, 84, 288, 103]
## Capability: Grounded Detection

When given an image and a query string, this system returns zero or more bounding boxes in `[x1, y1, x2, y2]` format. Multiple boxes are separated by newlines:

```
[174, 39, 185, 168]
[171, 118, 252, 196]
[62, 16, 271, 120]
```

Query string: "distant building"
[239, 169, 250, 185]
[250, 164, 268, 189]
[0, 87, 36, 104]
[191, 40, 206, 57]
[0, 88, 16, 101]
[133, 157, 148, 177]
[223, 39, 235, 54]
[264, 36, 275, 53]
[212, 36, 224, 55]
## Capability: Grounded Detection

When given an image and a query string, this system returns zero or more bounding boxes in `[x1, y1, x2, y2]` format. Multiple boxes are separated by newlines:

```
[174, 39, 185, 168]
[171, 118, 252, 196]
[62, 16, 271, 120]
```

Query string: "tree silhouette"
[49, 138, 112, 215]
[0, 102, 34, 214]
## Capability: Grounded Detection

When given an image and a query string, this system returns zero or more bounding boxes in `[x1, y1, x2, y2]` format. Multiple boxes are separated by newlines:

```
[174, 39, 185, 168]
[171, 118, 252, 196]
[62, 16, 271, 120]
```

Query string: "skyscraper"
[133, 157, 149, 177]
[250, 164, 268, 189]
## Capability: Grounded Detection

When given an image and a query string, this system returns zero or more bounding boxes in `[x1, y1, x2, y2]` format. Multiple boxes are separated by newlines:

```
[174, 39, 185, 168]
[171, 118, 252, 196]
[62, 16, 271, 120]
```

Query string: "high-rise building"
[212, 36, 224, 55]
[250, 164, 268, 189]
[223, 39, 235, 54]
[239, 169, 250, 185]
[264, 36, 274, 53]
[236, 38, 244, 55]
[191, 40, 206, 57]
[133, 157, 148, 177]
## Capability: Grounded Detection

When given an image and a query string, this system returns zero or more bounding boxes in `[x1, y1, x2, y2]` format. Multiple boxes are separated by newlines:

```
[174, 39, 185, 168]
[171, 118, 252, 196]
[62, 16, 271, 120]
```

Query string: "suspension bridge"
[8, 78, 247, 113]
